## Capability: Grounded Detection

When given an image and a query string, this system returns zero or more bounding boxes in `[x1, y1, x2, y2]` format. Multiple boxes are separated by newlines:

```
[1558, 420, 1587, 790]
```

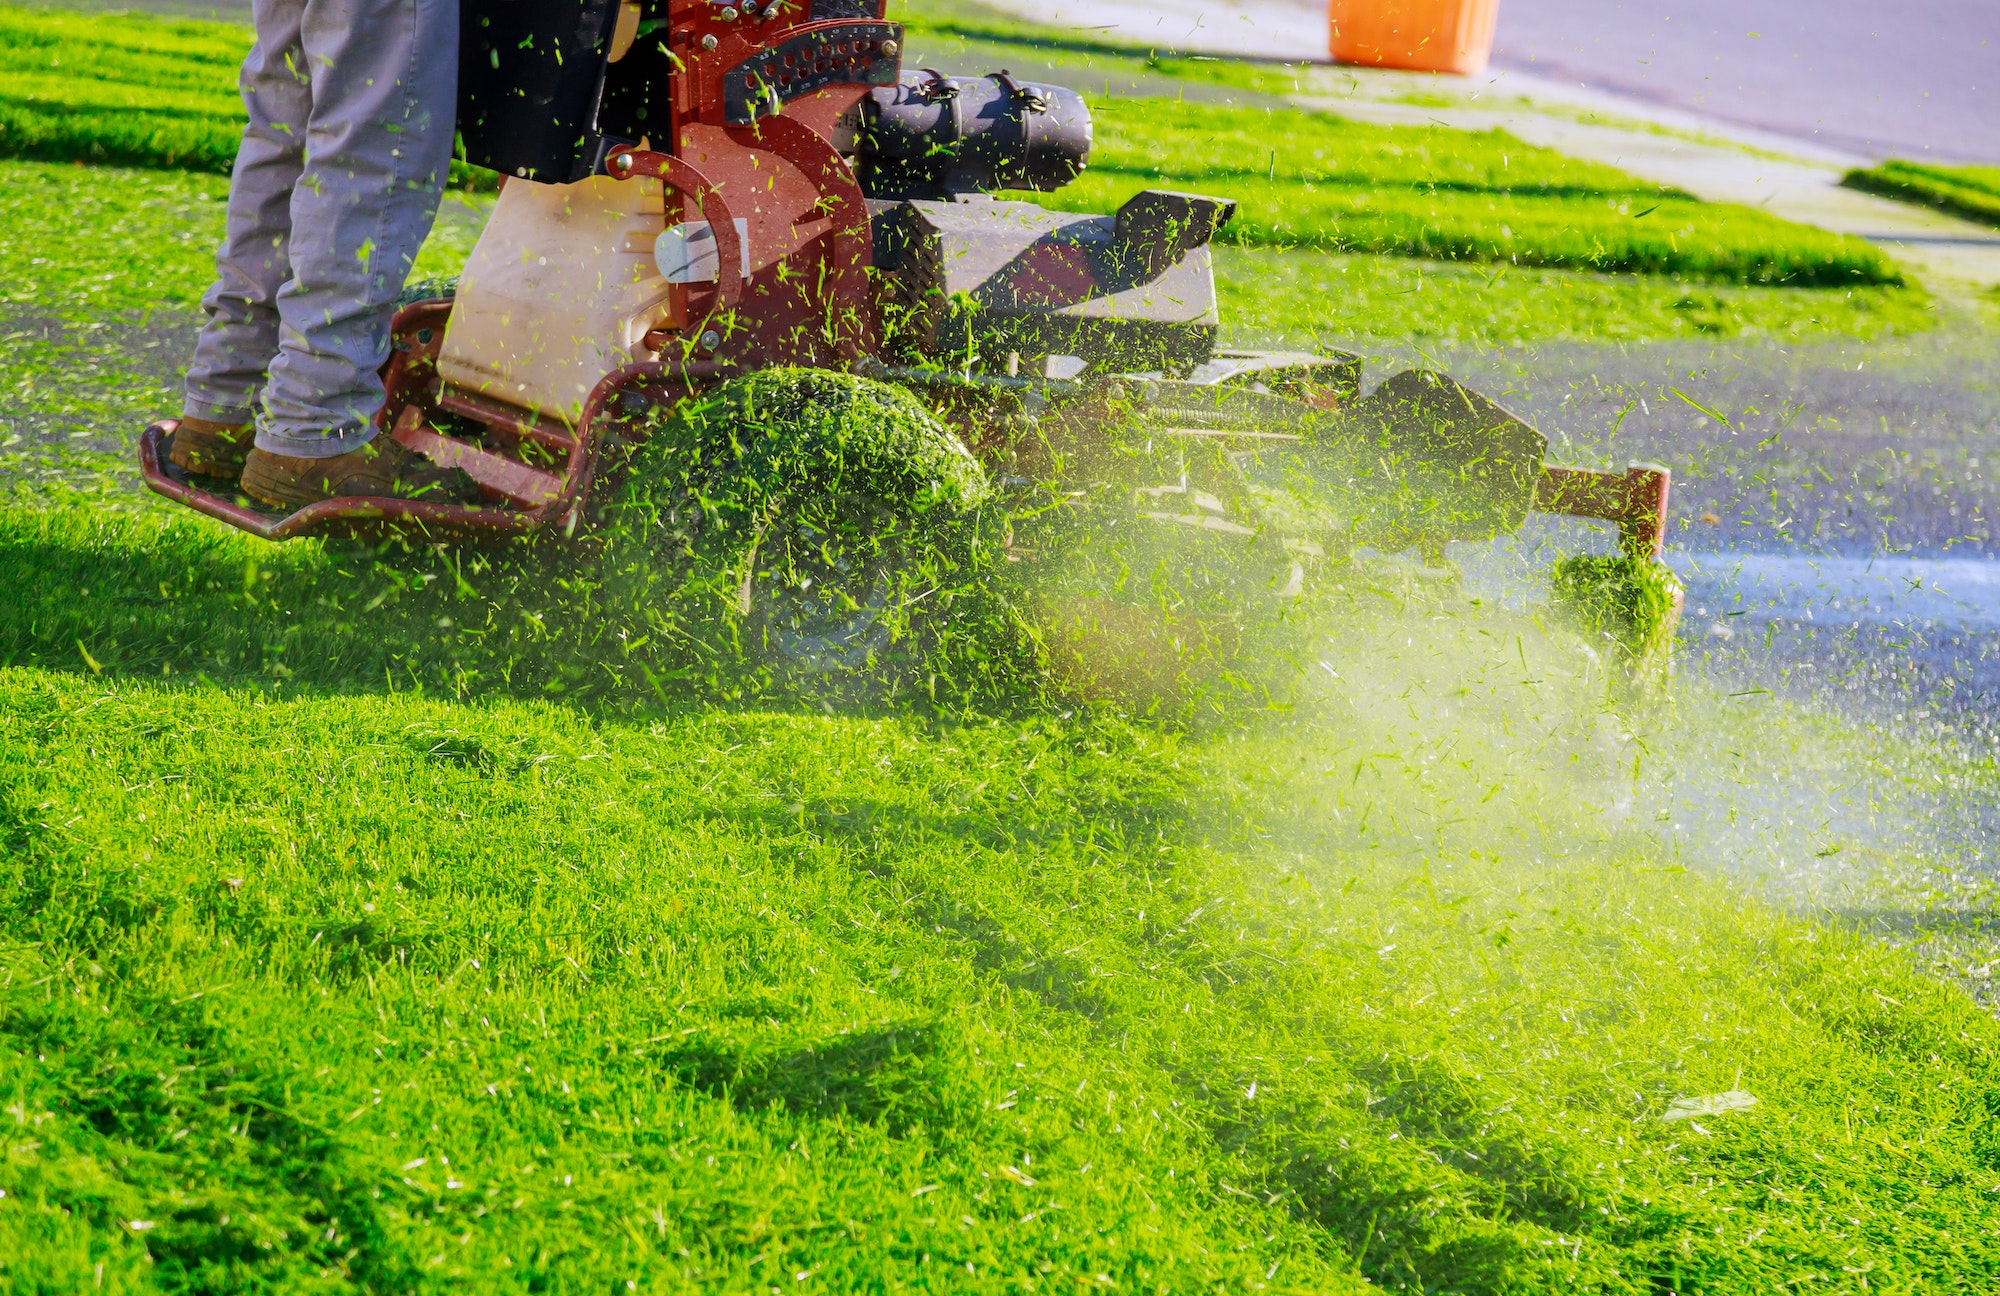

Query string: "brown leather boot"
[167, 417, 254, 480]
[239, 437, 477, 510]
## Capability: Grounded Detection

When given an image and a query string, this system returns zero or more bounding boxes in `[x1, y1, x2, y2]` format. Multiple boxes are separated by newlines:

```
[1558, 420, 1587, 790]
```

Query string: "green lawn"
[0, 3, 246, 172]
[890, 0, 1352, 99]
[0, 158, 480, 492]
[3, 14, 1999, 1289]
[1843, 160, 2000, 229]
[5, 500, 2000, 1291]
[0, 2, 1897, 287]
[0, 2, 495, 185]
[1215, 244, 1932, 350]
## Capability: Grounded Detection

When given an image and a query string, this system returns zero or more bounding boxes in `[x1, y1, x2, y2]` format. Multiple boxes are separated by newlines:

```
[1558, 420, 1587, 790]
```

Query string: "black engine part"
[457, 0, 624, 183]
[870, 190, 1233, 372]
[855, 70, 1092, 200]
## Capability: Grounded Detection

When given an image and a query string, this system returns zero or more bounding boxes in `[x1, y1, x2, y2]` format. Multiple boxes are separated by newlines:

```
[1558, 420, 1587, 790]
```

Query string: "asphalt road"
[1422, 325, 2000, 742]
[996, 0, 1996, 165]
[1492, 0, 2000, 164]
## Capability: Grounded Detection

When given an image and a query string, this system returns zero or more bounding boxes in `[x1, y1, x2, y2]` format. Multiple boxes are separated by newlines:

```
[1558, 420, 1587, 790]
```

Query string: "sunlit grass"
[5, 499, 2000, 1290]
[0, 160, 479, 491]
[1844, 161, 2000, 229]
[1035, 98, 1898, 287]
[0, 2, 494, 185]
[1215, 244, 1934, 350]
[0, 3, 247, 172]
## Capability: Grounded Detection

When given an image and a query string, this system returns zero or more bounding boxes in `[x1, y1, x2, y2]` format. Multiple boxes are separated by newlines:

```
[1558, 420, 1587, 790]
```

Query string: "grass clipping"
[1551, 553, 1684, 691]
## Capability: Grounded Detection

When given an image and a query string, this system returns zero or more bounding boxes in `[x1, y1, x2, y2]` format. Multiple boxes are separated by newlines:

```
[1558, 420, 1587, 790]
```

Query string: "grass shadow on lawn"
[3, 497, 860, 708]
[658, 1021, 971, 1134]
[2, 499, 478, 694]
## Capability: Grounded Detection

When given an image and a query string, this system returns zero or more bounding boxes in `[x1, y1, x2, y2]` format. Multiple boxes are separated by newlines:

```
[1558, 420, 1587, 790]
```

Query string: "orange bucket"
[1328, 0, 1500, 75]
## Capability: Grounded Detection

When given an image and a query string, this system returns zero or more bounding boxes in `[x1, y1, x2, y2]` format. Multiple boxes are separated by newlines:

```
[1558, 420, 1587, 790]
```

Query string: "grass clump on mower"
[1551, 552, 1685, 692]
[589, 368, 1009, 695]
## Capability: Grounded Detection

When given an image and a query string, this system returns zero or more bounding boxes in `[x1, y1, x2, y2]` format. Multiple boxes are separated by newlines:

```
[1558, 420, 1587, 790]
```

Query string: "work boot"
[239, 437, 477, 510]
[168, 416, 254, 480]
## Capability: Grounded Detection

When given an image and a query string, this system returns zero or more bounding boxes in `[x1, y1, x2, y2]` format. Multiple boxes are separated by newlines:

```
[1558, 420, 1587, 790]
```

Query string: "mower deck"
[140, 323, 1671, 564]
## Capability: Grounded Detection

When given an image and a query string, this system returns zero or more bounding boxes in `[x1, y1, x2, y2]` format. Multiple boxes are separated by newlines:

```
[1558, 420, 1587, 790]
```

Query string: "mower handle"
[605, 148, 747, 317]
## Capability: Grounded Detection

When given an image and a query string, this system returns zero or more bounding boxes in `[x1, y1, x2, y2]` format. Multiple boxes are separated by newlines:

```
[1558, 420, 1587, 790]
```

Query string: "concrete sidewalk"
[988, 0, 2000, 290]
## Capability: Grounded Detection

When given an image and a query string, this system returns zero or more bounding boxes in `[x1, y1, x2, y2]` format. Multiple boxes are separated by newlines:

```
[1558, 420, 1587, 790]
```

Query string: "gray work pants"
[183, 0, 456, 458]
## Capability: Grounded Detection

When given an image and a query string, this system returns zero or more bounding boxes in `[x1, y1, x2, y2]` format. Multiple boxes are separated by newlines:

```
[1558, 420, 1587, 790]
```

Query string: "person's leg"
[174, 0, 311, 475]
[252, 0, 457, 460]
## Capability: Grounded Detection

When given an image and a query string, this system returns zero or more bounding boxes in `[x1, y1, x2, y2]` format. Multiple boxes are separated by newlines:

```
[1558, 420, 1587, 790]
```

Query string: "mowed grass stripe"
[1844, 159, 2000, 229]
[1035, 97, 1899, 286]
[0, 3, 498, 185]
[1214, 244, 1934, 348]
[0, 5, 248, 172]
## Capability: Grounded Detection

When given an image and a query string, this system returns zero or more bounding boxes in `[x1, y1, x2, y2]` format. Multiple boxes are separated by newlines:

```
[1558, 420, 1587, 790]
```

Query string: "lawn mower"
[138, 0, 1680, 684]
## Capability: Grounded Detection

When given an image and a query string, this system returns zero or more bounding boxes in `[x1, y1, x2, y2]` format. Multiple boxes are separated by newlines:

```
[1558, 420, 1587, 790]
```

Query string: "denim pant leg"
[181, 0, 312, 427]
[258, 0, 457, 457]
[184, 0, 456, 456]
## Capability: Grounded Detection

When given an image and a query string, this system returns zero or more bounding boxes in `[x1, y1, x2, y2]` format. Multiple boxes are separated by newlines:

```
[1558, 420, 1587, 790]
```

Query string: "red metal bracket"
[603, 148, 745, 320]
[389, 405, 563, 509]
[732, 114, 878, 360]
[1534, 463, 1672, 560]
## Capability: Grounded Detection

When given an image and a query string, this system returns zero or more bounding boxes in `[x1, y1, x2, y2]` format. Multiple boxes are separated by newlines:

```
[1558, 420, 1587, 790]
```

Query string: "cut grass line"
[1843, 160, 2000, 230]
[1034, 97, 1899, 286]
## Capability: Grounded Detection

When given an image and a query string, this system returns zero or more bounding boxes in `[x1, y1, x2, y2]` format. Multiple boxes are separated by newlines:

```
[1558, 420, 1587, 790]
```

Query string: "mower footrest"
[391, 418, 562, 509]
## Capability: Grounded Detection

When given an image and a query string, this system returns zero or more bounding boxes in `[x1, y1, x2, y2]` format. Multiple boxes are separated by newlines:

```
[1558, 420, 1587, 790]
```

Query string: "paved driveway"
[1494, 0, 1999, 165]
[997, 0, 1997, 165]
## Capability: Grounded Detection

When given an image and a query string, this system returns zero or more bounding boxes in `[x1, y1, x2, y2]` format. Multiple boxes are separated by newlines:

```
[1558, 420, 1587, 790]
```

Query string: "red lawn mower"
[140, 0, 1679, 680]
